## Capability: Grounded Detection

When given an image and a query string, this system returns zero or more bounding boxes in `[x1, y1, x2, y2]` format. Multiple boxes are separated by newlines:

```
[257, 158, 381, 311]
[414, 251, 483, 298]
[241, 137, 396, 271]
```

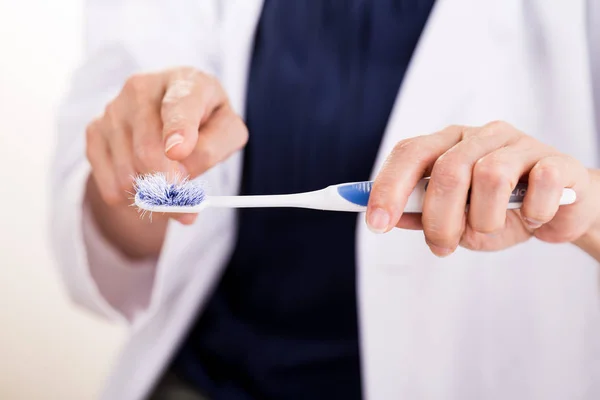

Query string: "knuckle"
[85, 121, 98, 144]
[431, 158, 470, 191]
[392, 138, 414, 154]
[424, 230, 456, 250]
[198, 71, 218, 87]
[124, 73, 149, 94]
[444, 124, 462, 131]
[473, 157, 514, 190]
[103, 101, 123, 129]
[390, 137, 432, 165]
[460, 230, 485, 251]
[483, 120, 512, 134]
[103, 101, 117, 120]
[530, 162, 561, 186]
[439, 124, 471, 140]
[195, 70, 209, 82]
[422, 217, 460, 248]
[195, 143, 218, 168]
[225, 114, 249, 146]
[514, 135, 536, 147]
[441, 124, 464, 136]
[236, 119, 249, 146]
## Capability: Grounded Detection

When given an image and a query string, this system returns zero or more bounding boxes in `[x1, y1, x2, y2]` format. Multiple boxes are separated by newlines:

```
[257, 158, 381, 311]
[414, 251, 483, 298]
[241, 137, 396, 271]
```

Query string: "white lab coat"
[51, 0, 600, 399]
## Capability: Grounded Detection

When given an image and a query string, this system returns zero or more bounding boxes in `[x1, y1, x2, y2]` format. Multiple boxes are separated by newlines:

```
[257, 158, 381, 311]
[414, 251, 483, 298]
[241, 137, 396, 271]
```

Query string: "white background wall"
[0, 1, 124, 398]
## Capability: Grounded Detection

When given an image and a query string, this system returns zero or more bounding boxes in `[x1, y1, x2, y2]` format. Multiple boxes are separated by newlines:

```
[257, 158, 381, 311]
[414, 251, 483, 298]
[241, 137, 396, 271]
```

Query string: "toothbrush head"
[133, 172, 207, 212]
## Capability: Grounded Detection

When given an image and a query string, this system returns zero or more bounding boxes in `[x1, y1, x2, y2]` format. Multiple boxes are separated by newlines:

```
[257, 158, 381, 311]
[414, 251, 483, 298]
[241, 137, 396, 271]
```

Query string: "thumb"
[161, 71, 226, 161]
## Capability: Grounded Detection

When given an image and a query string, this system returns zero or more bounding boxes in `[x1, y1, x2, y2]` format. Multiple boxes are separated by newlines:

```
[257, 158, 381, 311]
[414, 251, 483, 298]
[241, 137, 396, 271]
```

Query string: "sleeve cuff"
[82, 188, 158, 322]
[51, 160, 158, 324]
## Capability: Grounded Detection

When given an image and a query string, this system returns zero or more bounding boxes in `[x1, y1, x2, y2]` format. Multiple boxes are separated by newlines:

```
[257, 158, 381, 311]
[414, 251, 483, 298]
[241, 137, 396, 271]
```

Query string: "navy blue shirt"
[173, 1, 434, 399]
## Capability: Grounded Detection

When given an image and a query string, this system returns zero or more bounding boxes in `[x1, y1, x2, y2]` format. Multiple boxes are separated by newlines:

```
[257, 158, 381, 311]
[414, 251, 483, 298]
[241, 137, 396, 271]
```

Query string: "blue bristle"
[134, 173, 206, 207]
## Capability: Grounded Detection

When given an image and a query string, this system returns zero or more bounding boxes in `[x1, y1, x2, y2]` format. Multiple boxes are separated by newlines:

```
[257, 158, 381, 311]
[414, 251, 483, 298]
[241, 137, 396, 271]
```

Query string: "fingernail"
[429, 244, 453, 258]
[367, 208, 390, 234]
[524, 217, 543, 229]
[165, 133, 184, 153]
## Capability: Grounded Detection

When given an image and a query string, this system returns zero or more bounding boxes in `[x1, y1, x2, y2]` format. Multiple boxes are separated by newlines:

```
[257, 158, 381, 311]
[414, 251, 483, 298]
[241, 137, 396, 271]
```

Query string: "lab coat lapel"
[371, 0, 492, 169]
[357, 0, 497, 398]
[220, 0, 265, 118]
[219, 0, 265, 192]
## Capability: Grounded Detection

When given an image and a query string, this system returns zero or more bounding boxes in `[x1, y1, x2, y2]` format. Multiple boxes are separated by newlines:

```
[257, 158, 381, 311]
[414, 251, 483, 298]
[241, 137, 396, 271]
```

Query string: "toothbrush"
[133, 173, 577, 214]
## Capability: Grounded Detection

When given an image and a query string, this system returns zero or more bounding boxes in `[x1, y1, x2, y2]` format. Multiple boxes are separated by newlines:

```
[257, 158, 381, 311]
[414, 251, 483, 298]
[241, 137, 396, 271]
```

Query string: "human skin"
[366, 122, 600, 260]
[85, 68, 600, 261]
[85, 67, 248, 259]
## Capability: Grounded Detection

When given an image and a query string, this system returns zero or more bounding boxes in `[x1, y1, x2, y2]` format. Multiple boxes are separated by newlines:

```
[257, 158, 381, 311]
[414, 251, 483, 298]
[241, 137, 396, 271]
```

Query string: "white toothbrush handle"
[208, 179, 577, 213]
[207, 181, 423, 211]
[207, 190, 336, 209]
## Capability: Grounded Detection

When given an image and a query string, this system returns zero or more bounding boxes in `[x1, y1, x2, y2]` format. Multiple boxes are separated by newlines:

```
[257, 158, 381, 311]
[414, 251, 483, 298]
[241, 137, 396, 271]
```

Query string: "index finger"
[161, 69, 227, 161]
[366, 126, 465, 233]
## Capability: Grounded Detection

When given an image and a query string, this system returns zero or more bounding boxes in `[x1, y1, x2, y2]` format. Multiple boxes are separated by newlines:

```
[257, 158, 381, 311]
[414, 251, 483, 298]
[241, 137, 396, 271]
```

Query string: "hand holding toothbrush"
[365, 122, 600, 257]
[85, 67, 247, 258]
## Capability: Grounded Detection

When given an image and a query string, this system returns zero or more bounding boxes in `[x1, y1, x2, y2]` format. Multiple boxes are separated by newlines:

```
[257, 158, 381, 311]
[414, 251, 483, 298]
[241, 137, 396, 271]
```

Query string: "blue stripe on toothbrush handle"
[336, 181, 373, 206]
[337, 180, 532, 209]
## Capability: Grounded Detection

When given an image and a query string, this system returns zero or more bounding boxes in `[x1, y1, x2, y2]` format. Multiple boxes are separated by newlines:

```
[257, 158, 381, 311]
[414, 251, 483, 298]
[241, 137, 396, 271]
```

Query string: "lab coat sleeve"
[50, 0, 221, 324]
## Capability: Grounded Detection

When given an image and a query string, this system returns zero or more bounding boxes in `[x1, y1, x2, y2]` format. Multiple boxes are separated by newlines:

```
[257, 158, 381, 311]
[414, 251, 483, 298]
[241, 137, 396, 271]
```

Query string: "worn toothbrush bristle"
[133, 172, 206, 209]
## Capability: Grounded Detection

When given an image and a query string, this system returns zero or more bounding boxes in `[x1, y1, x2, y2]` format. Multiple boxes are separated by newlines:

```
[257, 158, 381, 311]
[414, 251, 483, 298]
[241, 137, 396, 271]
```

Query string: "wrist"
[573, 226, 600, 262]
[573, 169, 600, 261]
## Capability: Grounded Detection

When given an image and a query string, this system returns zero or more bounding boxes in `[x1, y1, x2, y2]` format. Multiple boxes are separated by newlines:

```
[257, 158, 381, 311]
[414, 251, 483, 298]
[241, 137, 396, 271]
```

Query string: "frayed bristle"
[133, 172, 206, 208]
